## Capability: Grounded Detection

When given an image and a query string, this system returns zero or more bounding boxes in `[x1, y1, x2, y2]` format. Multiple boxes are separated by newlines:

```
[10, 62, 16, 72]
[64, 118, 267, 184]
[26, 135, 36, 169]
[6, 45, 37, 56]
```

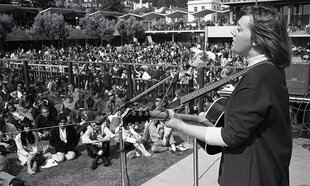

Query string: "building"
[221, 0, 310, 26]
[187, 0, 221, 22]
[220, 0, 310, 46]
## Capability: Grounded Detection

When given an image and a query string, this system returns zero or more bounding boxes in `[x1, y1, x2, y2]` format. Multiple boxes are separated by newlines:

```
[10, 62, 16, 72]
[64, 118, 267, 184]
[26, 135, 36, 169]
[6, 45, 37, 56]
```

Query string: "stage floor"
[142, 138, 310, 186]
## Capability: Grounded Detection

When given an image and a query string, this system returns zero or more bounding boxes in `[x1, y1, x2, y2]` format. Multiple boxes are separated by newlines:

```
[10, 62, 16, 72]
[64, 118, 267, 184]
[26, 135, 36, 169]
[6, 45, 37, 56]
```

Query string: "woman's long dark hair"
[241, 6, 292, 68]
[20, 119, 35, 146]
[21, 131, 35, 147]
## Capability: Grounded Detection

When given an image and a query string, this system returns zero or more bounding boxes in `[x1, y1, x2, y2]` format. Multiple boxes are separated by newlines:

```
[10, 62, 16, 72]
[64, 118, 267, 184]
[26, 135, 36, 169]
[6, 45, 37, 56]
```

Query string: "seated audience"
[15, 121, 40, 175]
[0, 117, 18, 153]
[0, 146, 25, 186]
[49, 114, 80, 162]
[141, 120, 180, 155]
[5, 103, 25, 130]
[115, 123, 152, 157]
[34, 106, 57, 140]
[81, 115, 114, 170]
[141, 98, 180, 155]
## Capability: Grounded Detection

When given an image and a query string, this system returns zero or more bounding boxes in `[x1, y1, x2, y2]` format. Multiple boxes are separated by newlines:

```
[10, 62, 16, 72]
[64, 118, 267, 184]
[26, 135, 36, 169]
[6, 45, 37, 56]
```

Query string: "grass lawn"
[8, 131, 193, 186]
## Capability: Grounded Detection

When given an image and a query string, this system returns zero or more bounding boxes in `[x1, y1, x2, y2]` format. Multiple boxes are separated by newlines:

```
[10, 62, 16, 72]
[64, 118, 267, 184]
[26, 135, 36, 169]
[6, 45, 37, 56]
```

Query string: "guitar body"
[197, 97, 227, 155]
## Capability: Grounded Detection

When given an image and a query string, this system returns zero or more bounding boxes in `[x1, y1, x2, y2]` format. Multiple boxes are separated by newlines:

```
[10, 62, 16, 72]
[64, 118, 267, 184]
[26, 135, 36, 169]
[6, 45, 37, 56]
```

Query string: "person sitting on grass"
[114, 122, 152, 158]
[15, 120, 40, 175]
[0, 117, 18, 154]
[0, 145, 25, 186]
[81, 115, 114, 170]
[141, 98, 181, 155]
[49, 114, 80, 162]
[34, 106, 57, 140]
[141, 119, 180, 155]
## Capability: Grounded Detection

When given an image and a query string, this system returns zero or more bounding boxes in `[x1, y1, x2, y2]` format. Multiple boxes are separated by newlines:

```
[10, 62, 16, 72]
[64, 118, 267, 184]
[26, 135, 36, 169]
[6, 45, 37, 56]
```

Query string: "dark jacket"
[34, 114, 57, 132]
[219, 63, 292, 186]
[49, 126, 79, 153]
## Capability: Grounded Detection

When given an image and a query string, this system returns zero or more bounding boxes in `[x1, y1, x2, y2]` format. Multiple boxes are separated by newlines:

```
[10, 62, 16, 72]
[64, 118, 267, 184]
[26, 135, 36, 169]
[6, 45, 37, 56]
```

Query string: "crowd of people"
[0, 41, 231, 185]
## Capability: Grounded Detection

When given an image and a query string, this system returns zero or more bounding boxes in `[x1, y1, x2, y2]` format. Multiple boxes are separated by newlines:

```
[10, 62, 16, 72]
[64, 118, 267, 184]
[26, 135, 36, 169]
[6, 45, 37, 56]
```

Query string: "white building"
[187, 0, 221, 22]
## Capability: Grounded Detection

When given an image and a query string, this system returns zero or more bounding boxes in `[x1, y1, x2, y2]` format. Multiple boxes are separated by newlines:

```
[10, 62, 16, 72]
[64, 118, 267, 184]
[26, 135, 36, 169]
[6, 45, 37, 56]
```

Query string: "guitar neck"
[149, 110, 213, 127]
[178, 60, 272, 105]
[179, 69, 246, 104]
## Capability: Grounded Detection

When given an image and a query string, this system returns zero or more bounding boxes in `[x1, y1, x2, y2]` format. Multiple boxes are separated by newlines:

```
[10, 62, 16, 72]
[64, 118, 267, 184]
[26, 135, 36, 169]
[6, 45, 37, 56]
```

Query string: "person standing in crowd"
[49, 114, 80, 162]
[165, 6, 292, 186]
[81, 115, 114, 170]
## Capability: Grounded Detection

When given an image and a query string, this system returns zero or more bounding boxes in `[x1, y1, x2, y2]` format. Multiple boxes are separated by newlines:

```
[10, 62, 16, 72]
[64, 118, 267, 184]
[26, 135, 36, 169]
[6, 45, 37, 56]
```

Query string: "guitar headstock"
[121, 108, 152, 126]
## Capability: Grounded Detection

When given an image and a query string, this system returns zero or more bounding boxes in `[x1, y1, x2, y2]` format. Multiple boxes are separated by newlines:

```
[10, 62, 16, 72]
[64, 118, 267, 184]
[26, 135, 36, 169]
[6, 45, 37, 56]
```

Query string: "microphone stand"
[111, 70, 181, 186]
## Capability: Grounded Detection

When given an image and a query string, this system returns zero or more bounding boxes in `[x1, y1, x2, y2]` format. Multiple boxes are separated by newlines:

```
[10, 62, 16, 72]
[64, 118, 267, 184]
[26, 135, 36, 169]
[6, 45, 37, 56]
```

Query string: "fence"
[0, 58, 244, 112]
[0, 59, 200, 104]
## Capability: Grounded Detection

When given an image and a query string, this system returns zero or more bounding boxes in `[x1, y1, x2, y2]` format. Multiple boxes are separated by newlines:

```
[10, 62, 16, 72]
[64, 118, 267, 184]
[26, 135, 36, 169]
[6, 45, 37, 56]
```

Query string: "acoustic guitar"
[122, 61, 271, 155]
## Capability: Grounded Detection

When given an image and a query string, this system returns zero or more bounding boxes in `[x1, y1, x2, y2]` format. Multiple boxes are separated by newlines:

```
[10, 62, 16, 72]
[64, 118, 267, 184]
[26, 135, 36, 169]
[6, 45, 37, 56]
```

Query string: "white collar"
[246, 54, 268, 67]
[59, 127, 66, 133]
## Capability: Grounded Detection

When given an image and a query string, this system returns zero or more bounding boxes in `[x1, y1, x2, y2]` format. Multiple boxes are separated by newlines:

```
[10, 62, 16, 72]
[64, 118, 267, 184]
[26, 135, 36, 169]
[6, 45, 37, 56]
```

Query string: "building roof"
[220, 0, 282, 5]
[191, 8, 217, 18]
[88, 10, 121, 18]
[142, 12, 165, 20]
[0, 4, 40, 12]
[166, 10, 189, 19]
[40, 7, 85, 16]
[119, 13, 144, 20]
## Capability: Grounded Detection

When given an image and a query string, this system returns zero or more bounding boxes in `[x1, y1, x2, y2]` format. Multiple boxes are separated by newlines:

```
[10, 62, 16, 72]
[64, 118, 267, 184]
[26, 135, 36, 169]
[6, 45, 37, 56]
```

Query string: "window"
[202, 6, 205, 10]
[194, 7, 198, 12]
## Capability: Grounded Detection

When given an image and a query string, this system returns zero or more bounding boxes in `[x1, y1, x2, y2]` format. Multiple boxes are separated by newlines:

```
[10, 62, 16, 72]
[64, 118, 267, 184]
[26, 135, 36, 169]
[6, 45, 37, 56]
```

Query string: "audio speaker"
[285, 62, 310, 96]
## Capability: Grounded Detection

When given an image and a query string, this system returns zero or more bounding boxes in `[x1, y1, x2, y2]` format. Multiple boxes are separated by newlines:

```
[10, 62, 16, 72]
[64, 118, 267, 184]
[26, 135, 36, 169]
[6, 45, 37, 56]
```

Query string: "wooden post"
[68, 61, 74, 87]
[23, 60, 30, 91]
[198, 68, 205, 112]
[126, 65, 133, 99]
[188, 76, 195, 114]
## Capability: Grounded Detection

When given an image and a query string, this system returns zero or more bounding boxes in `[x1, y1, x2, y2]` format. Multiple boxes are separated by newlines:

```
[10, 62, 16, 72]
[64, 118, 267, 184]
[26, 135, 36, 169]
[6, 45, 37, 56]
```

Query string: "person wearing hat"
[49, 114, 80, 162]
[81, 115, 114, 170]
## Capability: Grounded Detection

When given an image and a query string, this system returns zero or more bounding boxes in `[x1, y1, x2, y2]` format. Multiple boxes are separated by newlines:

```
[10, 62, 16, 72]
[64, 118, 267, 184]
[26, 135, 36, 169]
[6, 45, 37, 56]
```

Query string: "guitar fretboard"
[179, 60, 271, 104]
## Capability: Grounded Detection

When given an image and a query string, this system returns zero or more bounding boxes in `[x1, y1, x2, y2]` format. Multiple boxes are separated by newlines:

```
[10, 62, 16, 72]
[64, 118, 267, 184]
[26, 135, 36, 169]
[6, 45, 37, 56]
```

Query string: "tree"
[0, 0, 11, 4]
[80, 14, 116, 45]
[98, 18, 116, 45]
[157, 0, 166, 8]
[116, 18, 127, 45]
[116, 17, 145, 44]
[27, 12, 69, 44]
[0, 13, 15, 45]
[99, 0, 125, 12]
[32, 0, 55, 9]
